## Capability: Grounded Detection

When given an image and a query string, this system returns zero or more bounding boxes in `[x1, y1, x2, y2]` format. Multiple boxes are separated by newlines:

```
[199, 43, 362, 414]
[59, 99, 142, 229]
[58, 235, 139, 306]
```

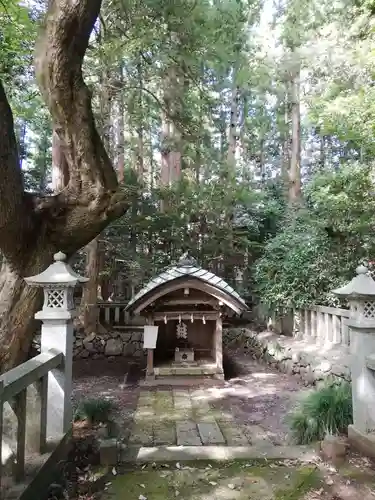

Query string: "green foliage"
[288, 381, 353, 444]
[254, 164, 375, 309]
[74, 398, 117, 425]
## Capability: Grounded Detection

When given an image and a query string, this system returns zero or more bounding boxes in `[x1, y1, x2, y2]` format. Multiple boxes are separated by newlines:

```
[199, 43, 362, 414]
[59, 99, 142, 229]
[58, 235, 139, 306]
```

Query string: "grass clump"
[288, 380, 352, 444]
[74, 397, 117, 425]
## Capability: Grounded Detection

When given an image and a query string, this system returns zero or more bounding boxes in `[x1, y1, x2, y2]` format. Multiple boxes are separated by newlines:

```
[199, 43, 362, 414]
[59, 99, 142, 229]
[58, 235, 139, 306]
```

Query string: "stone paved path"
[128, 388, 277, 447]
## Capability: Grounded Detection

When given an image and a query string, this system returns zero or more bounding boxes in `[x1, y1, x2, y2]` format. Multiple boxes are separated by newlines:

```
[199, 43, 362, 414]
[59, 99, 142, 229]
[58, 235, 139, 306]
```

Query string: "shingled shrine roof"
[126, 254, 248, 314]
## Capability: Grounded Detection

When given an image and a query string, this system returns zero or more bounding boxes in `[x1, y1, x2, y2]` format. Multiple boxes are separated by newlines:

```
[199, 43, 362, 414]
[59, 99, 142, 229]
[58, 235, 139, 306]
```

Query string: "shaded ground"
[71, 355, 375, 500]
[72, 351, 305, 445]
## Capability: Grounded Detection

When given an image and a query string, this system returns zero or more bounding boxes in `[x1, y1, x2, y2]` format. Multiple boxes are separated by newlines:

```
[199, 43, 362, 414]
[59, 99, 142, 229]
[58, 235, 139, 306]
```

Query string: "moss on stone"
[101, 461, 324, 499]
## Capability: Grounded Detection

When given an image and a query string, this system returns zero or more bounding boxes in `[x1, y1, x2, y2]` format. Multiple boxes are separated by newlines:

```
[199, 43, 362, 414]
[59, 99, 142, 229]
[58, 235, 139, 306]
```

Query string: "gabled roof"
[126, 254, 247, 315]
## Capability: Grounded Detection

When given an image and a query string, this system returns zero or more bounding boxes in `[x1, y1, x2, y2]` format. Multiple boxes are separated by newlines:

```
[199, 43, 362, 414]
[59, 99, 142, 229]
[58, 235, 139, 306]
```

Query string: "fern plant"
[74, 398, 117, 425]
[288, 381, 353, 444]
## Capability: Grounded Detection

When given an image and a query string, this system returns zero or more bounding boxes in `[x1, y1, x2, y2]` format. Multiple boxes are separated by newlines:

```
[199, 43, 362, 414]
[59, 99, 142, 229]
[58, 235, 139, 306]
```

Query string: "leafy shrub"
[253, 165, 375, 310]
[288, 381, 353, 444]
[74, 398, 117, 425]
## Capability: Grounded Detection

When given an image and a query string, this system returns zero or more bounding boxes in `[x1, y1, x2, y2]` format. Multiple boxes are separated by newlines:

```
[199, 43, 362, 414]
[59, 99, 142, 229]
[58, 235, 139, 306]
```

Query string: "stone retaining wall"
[32, 330, 145, 360]
[224, 327, 351, 386]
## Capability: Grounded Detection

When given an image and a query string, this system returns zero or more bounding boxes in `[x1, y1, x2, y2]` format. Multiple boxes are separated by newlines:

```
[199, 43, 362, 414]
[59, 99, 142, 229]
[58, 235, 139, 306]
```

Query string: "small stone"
[292, 351, 301, 363]
[123, 342, 136, 356]
[105, 338, 123, 356]
[321, 435, 347, 462]
[83, 332, 96, 344]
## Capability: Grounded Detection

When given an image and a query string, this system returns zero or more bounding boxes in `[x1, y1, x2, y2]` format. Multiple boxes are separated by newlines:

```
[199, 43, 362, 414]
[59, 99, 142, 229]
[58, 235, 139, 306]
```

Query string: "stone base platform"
[120, 444, 317, 463]
[152, 359, 224, 381]
[348, 424, 375, 459]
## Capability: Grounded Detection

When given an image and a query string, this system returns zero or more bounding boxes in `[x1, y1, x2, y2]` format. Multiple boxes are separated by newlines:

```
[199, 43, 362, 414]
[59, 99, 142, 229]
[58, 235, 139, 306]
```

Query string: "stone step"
[118, 444, 318, 463]
[154, 366, 222, 376]
[142, 377, 224, 387]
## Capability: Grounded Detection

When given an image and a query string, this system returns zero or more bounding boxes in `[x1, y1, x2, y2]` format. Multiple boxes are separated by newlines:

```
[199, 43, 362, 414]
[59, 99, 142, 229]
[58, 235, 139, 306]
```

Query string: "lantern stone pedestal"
[333, 264, 375, 458]
[25, 251, 88, 439]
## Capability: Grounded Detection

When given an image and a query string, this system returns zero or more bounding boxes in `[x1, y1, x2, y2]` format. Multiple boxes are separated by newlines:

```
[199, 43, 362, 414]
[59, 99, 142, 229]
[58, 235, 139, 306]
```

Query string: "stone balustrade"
[0, 350, 63, 491]
[268, 305, 351, 347]
[98, 301, 145, 327]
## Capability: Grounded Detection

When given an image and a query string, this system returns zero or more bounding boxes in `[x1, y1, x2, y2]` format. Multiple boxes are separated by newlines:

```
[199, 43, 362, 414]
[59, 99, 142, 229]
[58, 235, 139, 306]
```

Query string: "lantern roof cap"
[25, 252, 88, 287]
[332, 263, 375, 298]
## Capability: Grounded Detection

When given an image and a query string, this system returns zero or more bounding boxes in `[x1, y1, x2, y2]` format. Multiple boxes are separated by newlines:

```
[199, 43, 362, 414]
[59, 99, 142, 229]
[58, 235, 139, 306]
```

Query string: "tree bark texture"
[80, 238, 100, 333]
[0, 0, 132, 372]
[289, 66, 301, 203]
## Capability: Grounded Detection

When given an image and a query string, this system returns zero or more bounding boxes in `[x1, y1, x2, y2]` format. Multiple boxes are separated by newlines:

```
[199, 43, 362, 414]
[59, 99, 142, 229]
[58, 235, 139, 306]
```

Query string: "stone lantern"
[332, 263, 375, 457]
[25, 251, 88, 437]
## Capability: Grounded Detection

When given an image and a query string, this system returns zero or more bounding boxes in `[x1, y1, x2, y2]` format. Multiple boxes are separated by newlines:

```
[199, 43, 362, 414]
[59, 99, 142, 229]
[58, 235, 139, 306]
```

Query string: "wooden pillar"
[147, 350, 154, 376]
[215, 314, 223, 375]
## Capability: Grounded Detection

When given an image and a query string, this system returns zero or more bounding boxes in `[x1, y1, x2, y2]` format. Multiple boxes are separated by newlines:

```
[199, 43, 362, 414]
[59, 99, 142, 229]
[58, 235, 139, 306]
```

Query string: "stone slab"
[172, 389, 189, 399]
[153, 423, 176, 446]
[197, 422, 225, 445]
[243, 425, 274, 447]
[219, 424, 250, 446]
[176, 421, 202, 446]
[128, 424, 153, 446]
[137, 392, 155, 407]
[133, 407, 155, 422]
[348, 424, 375, 459]
[120, 444, 318, 462]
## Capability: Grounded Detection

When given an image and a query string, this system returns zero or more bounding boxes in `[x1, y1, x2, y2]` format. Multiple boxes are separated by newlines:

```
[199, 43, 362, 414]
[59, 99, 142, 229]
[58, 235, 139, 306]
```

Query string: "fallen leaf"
[112, 467, 117, 476]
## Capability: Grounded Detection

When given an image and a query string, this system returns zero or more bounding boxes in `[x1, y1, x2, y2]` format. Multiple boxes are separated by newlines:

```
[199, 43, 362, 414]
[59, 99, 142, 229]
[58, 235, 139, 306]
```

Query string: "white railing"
[294, 306, 351, 346]
[98, 301, 145, 327]
[0, 349, 64, 492]
[98, 301, 129, 325]
[267, 305, 351, 347]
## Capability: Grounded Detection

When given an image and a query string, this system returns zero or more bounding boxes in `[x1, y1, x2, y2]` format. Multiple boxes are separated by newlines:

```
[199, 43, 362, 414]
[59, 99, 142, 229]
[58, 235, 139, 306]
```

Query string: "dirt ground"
[71, 352, 375, 500]
[72, 350, 305, 444]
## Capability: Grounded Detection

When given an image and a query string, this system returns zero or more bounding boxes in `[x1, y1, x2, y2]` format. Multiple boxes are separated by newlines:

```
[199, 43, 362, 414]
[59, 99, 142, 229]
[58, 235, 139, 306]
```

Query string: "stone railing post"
[332, 264, 375, 457]
[25, 251, 88, 439]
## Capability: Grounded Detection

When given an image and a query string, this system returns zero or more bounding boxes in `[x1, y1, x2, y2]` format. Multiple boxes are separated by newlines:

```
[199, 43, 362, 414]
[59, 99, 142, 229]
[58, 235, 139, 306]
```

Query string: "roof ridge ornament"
[176, 252, 198, 268]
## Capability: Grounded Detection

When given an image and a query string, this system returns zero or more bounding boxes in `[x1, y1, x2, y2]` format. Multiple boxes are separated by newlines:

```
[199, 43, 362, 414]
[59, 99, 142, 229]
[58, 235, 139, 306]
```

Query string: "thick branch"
[0, 82, 23, 228]
[35, 0, 118, 198]
[0, 81, 34, 263]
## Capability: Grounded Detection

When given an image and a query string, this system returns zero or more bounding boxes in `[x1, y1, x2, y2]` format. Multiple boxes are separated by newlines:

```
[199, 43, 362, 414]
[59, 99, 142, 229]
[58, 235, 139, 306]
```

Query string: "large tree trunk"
[0, 0, 131, 372]
[51, 129, 69, 191]
[289, 66, 301, 203]
[80, 238, 101, 333]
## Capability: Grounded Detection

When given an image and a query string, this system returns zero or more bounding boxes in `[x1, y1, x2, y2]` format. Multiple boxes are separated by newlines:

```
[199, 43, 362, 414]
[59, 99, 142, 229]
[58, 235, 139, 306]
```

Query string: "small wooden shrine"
[126, 254, 248, 384]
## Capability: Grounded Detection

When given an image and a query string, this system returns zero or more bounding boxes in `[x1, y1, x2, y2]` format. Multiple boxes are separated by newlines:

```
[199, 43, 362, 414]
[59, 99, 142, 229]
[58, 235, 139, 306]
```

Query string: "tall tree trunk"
[0, 0, 130, 372]
[80, 237, 100, 332]
[51, 129, 69, 192]
[117, 65, 125, 183]
[281, 88, 290, 197]
[136, 59, 144, 179]
[80, 34, 113, 332]
[227, 85, 240, 169]
[288, 66, 301, 203]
